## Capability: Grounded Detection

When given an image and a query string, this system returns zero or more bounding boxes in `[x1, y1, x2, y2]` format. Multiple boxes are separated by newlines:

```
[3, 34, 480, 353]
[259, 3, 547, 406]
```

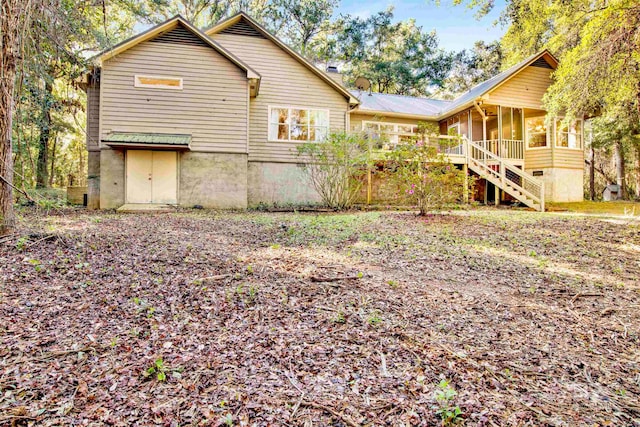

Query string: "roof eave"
[436, 101, 477, 120]
[353, 108, 440, 121]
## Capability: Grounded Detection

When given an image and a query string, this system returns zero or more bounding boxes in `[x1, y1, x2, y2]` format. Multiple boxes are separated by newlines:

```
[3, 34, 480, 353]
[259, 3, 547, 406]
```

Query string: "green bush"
[385, 123, 468, 215]
[297, 132, 369, 210]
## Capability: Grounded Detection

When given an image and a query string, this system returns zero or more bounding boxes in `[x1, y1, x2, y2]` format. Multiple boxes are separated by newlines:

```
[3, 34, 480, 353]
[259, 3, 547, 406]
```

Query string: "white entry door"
[126, 150, 177, 204]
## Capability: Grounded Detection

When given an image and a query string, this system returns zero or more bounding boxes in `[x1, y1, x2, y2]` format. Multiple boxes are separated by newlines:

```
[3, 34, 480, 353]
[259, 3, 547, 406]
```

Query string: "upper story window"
[525, 116, 548, 149]
[362, 121, 419, 150]
[555, 119, 582, 149]
[134, 75, 183, 90]
[269, 107, 329, 142]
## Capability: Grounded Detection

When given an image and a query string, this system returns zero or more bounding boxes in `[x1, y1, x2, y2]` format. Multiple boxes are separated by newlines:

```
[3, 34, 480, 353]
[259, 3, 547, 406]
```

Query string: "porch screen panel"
[513, 108, 523, 140]
[501, 107, 512, 140]
[459, 114, 469, 138]
[471, 110, 483, 141]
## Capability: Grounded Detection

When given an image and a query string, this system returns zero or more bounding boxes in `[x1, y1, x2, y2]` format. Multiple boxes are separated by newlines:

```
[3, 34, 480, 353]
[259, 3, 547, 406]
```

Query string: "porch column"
[463, 164, 469, 203]
[497, 105, 502, 157]
[483, 117, 487, 142]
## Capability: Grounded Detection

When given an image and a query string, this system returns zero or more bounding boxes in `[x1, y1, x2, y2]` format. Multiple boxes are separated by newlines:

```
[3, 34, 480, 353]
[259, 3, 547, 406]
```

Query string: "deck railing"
[474, 139, 524, 160]
[368, 134, 466, 158]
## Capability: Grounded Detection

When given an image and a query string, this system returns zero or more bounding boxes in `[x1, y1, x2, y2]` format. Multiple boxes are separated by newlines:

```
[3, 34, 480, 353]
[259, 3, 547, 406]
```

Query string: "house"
[81, 12, 584, 212]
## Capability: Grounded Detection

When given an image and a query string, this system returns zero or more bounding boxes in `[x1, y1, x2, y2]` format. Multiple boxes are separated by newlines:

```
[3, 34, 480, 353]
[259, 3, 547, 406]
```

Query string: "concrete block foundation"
[179, 152, 248, 209]
[525, 167, 584, 202]
[99, 149, 125, 209]
[247, 161, 321, 207]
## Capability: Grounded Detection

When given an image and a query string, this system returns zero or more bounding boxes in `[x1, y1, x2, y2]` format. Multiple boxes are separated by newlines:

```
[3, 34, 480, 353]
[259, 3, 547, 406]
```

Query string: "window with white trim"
[525, 116, 548, 148]
[268, 107, 329, 142]
[362, 121, 419, 150]
[134, 75, 183, 90]
[555, 119, 582, 149]
[448, 122, 460, 136]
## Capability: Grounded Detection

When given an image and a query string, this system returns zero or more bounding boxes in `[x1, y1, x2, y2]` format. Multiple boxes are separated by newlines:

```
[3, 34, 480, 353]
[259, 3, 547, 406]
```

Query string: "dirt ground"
[1, 208, 639, 426]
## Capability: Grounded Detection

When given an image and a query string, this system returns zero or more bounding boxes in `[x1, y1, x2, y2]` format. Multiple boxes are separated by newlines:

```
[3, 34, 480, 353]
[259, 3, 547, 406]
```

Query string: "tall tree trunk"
[49, 133, 57, 187]
[589, 146, 595, 200]
[635, 146, 640, 200]
[36, 79, 53, 189]
[614, 140, 627, 200]
[0, 3, 19, 235]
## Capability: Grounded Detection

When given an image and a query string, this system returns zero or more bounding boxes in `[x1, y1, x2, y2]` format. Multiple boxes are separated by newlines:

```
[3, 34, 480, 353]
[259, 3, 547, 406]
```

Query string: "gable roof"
[351, 49, 558, 120]
[206, 12, 359, 105]
[439, 50, 558, 117]
[92, 15, 260, 81]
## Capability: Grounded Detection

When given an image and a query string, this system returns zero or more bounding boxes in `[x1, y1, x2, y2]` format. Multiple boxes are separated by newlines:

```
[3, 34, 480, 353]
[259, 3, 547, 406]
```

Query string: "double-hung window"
[269, 107, 329, 142]
[555, 119, 582, 149]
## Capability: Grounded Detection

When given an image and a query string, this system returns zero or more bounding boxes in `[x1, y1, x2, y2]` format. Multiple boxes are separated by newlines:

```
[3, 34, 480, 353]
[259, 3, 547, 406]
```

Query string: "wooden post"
[366, 136, 372, 205]
[463, 164, 469, 203]
[494, 185, 499, 206]
[497, 105, 502, 156]
[367, 167, 372, 205]
[484, 182, 488, 205]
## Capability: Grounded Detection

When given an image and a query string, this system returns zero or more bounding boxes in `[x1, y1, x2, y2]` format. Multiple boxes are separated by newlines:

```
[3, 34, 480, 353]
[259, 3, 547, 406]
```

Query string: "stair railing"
[464, 137, 545, 211]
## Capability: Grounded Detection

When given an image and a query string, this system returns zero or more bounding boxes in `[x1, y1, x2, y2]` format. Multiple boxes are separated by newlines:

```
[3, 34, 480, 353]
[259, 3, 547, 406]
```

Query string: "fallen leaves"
[0, 209, 638, 425]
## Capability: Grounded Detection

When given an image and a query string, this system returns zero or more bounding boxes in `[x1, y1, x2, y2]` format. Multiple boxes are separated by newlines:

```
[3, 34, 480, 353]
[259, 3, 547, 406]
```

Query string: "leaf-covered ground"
[1, 208, 639, 426]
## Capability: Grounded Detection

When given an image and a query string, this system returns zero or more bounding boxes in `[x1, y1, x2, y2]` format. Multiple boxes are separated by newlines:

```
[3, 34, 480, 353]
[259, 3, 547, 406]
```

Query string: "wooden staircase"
[465, 138, 545, 211]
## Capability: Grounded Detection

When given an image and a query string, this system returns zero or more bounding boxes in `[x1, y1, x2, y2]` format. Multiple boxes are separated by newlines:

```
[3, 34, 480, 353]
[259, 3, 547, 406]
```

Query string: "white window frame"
[554, 118, 583, 150]
[362, 121, 419, 149]
[268, 105, 331, 142]
[134, 75, 183, 90]
[524, 116, 550, 150]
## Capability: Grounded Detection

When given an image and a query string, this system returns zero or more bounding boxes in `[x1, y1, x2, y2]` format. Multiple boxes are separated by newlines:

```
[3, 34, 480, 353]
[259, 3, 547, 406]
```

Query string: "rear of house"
[350, 51, 585, 208]
[82, 14, 355, 210]
[82, 13, 584, 211]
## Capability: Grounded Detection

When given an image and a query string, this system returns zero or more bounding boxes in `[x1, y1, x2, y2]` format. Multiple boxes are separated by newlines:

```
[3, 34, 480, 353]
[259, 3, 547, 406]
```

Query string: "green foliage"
[385, 123, 468, 215]
[143, 358, 168, 382]
[437, 41, 503, 99]
[271, 0, 339, 57]
[434, 379, 463, 425]
[485, 0, 640, 199]
[434, 0, 496, 19]
[367, 310, 382, 326]
[15, 236, 29, 251]
[334, 7, 453, 96]
[332, 310, 346, 324]
[297, 132, 369, 210]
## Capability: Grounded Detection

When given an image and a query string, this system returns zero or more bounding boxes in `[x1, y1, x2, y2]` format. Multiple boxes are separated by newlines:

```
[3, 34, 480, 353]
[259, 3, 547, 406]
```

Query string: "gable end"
[219, 18, 266, 38]
[150, 24, 210, 47]
[530, 57, 554, 69]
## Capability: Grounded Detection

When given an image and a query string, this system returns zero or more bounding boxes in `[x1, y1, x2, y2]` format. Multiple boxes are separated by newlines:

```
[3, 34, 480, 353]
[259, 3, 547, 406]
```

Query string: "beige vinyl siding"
[525, 148, 552, 169]
[87, 83, 100, 151]
[101, 40, 247, 153]
[554, 147, 584, 169]
[487, 66, 553, 109]
[211, 33, 349, 162]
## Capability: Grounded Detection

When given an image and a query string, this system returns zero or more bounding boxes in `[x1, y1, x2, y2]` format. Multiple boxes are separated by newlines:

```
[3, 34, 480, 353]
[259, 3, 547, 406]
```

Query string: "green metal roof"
[103, 132, 191, 146]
